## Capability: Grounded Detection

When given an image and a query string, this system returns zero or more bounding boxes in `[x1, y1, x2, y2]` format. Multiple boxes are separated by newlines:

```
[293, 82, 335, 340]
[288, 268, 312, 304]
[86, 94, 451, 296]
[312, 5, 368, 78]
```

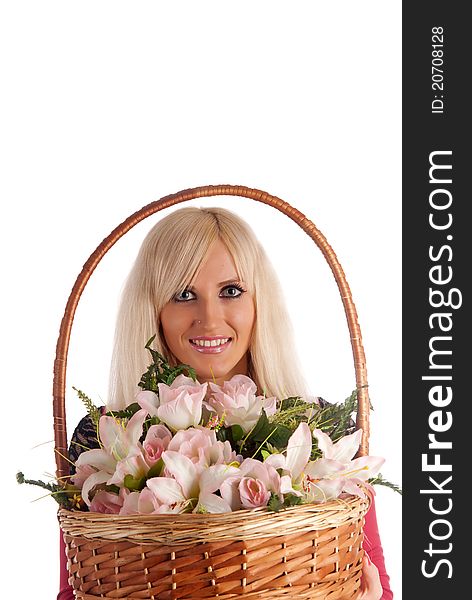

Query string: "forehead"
[191, 240, 240, 285]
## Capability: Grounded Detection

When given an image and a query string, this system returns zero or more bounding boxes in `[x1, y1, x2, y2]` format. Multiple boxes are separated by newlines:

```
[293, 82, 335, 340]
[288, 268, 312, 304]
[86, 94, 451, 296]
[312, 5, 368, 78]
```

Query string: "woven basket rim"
[59, 494, 370, 545]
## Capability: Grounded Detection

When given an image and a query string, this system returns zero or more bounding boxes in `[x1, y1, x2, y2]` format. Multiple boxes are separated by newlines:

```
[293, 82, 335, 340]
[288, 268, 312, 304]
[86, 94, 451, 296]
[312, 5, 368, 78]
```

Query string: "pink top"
[57, 497, 393, 599]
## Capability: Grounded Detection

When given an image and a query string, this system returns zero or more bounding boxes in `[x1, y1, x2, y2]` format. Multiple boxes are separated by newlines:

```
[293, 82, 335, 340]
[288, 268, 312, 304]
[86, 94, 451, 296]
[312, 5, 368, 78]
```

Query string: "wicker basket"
[54, 185, 372, 599]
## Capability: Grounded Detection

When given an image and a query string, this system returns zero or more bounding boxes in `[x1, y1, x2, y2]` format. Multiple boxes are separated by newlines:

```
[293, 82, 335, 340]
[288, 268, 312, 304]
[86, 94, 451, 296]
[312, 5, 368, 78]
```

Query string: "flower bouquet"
[20, 337, 396, 600]
[70, 338, 385, 517]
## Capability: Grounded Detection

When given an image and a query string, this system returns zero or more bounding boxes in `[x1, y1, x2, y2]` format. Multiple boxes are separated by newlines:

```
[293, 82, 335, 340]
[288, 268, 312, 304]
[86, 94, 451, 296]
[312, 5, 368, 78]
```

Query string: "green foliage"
[369, 473, 403, 495]
[235, 390, 361, 464]
[123, 458, 164, 491]
[105, 402, 142, 419]
[16, 471, 83, 510]
[123, 474, 147, 491]
[231, 424, 244, 442]
[267, 493, 303, 512]
[138, 335, 197, 391]
[72, 386, 101, 429]
[268, 494, 284, 512]
[308, 390, 359, 459]
[235, 413, 294, 460]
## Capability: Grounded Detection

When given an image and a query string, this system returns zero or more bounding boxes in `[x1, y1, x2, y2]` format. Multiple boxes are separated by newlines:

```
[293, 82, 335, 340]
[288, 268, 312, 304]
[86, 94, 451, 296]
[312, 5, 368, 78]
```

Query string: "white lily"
[309, 428, 385, 500]
[264, 422, 312, 497]
[146, 450, 239, 513]
[73, 409, 148, 505]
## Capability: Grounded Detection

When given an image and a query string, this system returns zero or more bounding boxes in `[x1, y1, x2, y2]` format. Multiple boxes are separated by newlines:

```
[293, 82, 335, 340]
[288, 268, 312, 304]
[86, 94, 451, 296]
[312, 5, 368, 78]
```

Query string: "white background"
[1, 2, 402, 598]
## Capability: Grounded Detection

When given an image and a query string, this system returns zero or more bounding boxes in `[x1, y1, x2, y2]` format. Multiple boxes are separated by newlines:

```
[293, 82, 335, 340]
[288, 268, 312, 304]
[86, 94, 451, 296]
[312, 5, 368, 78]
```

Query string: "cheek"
[232, 298, 255, 339]
[160, 306, 188, 349]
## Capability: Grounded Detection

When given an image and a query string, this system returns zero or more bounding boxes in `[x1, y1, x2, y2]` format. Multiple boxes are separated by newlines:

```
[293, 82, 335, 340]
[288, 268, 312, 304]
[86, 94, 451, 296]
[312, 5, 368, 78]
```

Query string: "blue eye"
[174, 289, 195, 302]
[220, 285, 245, 298]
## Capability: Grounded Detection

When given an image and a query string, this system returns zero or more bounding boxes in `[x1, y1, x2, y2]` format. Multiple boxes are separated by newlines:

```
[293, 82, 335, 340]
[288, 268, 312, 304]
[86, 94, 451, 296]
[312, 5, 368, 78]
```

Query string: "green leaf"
[105, 402, 142, 419]
[72, 386, 101, 429]
[123, 474, 146, 491]
[250, 413, 272, 442]
[147, 459, 164, 479]
[369, 473, 402, 495]
[267, 424, 292, 449]
[268, 493, 284, 512]
[216, 427, 229, 443]
[231, 424, 244, 442]
[138, 335, 197, 392]
[283, 494, 303, 508]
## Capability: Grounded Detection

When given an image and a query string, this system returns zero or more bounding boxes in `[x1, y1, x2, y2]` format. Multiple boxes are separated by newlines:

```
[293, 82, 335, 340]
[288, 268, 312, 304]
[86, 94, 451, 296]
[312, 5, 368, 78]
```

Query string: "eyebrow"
[218, 278, 244, 286]
[186, 278, 244, 290]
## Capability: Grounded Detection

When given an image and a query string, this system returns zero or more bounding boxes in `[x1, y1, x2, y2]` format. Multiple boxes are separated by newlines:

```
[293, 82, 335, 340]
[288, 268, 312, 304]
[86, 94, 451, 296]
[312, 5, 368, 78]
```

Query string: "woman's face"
[160, 239, 256, 385]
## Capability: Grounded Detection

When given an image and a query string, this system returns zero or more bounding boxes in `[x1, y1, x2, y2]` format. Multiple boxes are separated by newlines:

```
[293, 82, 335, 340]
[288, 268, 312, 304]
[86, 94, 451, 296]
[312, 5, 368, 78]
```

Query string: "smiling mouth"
[189, 337, 232, 353]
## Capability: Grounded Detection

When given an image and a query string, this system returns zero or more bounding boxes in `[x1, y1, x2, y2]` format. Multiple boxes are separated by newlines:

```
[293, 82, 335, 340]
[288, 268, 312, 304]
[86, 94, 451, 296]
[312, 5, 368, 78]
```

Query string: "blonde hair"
[108, 206, 310, 409]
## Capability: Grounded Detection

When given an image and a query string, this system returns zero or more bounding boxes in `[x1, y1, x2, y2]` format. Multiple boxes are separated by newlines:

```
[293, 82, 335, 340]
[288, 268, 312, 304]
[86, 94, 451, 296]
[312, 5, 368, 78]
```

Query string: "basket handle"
[53, 184, 370, 480]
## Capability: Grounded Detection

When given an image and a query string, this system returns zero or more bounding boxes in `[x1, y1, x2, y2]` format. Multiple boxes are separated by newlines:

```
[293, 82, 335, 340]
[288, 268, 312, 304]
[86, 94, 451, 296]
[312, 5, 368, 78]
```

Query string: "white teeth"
[191, 338, 230, 347]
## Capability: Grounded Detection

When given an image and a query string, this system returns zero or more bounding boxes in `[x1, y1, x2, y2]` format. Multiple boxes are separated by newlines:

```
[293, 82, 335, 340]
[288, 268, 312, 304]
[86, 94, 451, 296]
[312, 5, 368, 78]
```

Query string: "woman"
[58, 206, 392, 599]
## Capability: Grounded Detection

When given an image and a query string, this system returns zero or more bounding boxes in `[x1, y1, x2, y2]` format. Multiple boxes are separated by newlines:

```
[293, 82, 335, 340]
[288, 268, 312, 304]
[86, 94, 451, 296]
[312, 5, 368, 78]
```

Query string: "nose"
[193, 295, 224, 329]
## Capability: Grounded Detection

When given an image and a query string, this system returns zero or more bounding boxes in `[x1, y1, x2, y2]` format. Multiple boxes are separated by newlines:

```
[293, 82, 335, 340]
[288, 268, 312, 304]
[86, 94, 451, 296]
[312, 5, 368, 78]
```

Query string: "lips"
[189, 337, 232, 353]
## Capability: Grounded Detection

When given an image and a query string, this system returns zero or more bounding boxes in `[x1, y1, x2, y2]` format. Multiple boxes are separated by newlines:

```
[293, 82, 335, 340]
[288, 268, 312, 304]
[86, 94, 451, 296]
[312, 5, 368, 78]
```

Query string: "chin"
[195, 364, 233, 383]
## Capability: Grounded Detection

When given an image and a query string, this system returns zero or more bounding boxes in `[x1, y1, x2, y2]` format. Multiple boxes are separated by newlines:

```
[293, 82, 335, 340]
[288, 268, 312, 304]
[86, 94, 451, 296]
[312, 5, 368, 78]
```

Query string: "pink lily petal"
[304, 458, 345, 480]
[99, 416, 126, 458]
[161, 451, 199, 499]
[313, 428, 363, 463]
[307, 479, 344, 503]
[71, 464, 96, 488]
[98, 409, 147, 460]
[285, 422, 312, 480]
[263, 396, 277, 416]
[74, 448, 116, 473]
[81, 470, 110, 506]
[197, 492, 232, 514]
[146, 476, 185, 505]
[135, 390, 160, 416]
[125, 409, 148, 447]
[119, 491, 140, 515]
[341, 478, 367, 498]
[280, 474, 302, 497]
[264, 453, 286, 470]
[345, 456, 385, 481]
[107, 453, 150, 487]
[220, 476, 243, 510]
[199, 464, 240, 494]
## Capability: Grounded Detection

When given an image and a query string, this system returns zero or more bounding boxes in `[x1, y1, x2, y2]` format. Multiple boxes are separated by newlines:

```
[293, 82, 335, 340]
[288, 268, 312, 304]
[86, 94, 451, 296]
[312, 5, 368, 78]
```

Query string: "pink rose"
[119, 488, 164, 515]
[167, 427, 216, 463]
[157, 379, 207, 431]
[89, 490, 124, 514]
[208, 375, 277, 433]
[167, 427, 241, 467]
[220, 458, 280, 510]
[239, 477, 271, 509]
[143, 424, 172, 465]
